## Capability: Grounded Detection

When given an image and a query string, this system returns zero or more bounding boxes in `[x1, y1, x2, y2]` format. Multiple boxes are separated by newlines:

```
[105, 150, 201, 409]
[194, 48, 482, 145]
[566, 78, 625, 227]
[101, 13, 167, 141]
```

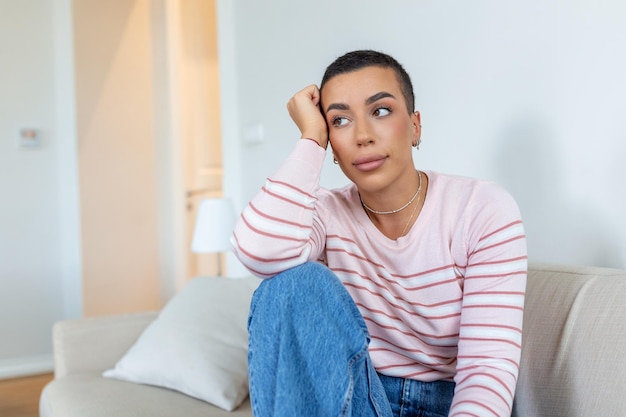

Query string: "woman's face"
[321, 66, 421, 194]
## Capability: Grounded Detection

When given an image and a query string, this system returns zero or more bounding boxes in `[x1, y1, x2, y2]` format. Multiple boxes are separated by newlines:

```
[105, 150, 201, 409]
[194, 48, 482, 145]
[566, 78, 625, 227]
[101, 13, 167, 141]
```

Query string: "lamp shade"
[191, 198, 236, 253]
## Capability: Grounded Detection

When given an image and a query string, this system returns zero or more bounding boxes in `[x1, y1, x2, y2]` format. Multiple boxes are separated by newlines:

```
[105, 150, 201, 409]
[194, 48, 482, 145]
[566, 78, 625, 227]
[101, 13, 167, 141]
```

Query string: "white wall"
[0, 0, 81, 377]
[219, 0, 626, 269]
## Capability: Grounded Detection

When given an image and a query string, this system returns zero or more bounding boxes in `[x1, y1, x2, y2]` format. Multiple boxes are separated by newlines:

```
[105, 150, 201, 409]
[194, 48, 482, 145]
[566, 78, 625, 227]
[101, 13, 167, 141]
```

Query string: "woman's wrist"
[301, 136, 327, 149]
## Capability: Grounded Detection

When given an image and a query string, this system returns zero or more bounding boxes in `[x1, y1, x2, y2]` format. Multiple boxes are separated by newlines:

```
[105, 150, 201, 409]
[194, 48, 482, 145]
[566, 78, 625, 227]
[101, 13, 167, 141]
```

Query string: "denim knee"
[250, 262, 368, 336]
[255, 262, 340, 297]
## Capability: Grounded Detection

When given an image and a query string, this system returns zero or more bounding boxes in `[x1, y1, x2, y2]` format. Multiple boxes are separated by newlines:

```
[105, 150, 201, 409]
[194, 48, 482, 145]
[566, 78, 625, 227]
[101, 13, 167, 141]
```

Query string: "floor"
[0, 373, 53, 417]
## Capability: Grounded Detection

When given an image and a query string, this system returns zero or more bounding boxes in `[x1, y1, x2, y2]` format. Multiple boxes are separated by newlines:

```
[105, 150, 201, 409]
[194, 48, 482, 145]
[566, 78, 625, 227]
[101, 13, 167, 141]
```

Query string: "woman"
[232, 50, 527, 417]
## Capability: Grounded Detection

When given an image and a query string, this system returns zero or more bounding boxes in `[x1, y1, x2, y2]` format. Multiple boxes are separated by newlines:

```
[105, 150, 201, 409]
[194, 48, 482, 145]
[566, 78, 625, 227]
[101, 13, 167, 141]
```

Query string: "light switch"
[19, 128, 41, 148]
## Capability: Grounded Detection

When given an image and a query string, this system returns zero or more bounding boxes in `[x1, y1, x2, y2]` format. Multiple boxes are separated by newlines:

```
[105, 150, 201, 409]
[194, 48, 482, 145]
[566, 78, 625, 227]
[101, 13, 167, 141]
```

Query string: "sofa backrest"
[53, 311, 158, 377]
[513, 263, 626, 417]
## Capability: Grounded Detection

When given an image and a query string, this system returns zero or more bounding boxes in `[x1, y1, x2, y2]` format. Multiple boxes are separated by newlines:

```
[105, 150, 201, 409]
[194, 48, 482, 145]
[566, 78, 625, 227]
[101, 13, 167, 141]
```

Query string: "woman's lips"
[352, 155, 387, 172]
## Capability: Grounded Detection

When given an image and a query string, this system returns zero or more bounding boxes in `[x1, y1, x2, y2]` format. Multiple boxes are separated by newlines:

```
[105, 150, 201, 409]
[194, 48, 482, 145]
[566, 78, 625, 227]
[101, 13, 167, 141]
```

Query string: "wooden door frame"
[154, 0, 224, 302]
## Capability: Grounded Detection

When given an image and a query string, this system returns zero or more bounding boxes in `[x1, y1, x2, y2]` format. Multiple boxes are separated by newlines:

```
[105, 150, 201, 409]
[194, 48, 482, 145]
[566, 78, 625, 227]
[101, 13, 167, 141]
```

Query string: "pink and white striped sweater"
[232, 139, 527, 417]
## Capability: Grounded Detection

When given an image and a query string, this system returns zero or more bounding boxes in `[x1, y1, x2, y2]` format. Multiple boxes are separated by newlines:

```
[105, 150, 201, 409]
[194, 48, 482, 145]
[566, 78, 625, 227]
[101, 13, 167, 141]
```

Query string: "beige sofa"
[40, 263, 626, 417]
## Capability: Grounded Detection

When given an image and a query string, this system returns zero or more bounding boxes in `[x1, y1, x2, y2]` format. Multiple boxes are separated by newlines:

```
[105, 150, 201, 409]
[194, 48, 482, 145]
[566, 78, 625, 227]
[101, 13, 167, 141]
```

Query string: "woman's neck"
[360, 170, 428, 240]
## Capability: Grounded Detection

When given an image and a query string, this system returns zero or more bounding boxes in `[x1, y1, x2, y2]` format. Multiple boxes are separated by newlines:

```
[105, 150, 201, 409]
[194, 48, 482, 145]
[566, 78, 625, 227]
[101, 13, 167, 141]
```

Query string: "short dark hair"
[320, 50, 415, 113]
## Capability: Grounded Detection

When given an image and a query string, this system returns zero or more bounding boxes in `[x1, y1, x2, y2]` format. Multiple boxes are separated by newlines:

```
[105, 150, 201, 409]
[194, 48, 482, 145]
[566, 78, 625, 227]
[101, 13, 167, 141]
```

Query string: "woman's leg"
[247, 262, 392, 417]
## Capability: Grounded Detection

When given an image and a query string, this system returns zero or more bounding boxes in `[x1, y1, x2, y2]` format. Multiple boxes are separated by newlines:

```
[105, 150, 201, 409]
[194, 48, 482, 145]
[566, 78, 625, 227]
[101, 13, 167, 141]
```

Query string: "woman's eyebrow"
[326, 102, 349, 112]
[325, 91, 396, 113]
[366, 91, 395, 105]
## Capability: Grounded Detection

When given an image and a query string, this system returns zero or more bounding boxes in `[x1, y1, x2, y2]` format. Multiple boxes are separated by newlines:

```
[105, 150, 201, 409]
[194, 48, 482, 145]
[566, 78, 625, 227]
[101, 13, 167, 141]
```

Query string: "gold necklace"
[399, 173, 423, 237]
[360, 171, 422, 215]
[362, 171, 424, 238]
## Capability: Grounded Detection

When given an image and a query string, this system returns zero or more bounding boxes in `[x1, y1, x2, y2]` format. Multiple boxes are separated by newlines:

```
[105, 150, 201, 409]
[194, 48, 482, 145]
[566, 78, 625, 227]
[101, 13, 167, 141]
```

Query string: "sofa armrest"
[53, 311, 158, 378]
[514, 263, 626, 416]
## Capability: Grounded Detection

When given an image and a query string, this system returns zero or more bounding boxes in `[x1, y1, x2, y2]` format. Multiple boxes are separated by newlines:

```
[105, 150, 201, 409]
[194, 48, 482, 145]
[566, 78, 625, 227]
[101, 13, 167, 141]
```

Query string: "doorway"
[161, 0, 224, 295]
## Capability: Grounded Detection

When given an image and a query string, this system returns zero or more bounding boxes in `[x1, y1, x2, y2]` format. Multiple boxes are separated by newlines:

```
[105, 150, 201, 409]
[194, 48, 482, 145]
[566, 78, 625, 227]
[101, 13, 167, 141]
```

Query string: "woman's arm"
[450, 184, 528, 417]
[231, 139, 327, 278]
[232, 85, 330, 278]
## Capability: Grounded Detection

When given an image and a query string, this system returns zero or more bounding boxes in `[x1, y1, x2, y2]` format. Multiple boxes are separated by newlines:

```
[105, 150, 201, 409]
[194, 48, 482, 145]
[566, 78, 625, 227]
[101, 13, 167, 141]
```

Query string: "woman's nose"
[354, 119, 374, 146]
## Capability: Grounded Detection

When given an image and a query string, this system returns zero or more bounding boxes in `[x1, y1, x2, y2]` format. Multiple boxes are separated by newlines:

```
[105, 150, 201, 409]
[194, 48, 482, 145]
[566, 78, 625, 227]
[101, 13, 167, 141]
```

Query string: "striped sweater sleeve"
[231, 139, 327, 278]
[450, 184, 527, 416]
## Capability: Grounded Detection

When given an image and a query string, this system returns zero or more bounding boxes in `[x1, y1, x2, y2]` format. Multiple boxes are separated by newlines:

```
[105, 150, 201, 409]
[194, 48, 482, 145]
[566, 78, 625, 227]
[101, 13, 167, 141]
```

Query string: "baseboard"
[0, 354, 53, 379]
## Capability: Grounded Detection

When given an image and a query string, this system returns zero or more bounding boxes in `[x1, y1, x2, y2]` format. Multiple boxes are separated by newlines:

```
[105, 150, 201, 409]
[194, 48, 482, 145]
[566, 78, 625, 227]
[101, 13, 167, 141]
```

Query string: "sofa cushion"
[513, 263, 626, 417]
[103, 276, 259, 412]
[40, 373, 252, 417]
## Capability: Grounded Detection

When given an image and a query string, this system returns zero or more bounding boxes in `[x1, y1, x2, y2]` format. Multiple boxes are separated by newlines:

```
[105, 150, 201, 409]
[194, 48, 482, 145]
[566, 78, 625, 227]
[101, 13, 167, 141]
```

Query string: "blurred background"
[1, 0, 625, 379]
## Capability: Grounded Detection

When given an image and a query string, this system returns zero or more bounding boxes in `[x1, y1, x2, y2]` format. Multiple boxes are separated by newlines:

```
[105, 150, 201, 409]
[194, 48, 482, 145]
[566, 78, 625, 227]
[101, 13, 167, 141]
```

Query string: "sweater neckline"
[353, 170, 434, 247]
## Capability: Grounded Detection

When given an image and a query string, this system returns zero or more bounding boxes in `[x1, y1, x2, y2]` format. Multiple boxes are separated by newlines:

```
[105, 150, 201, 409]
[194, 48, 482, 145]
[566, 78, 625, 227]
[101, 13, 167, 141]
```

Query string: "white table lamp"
[191, 198, 236, 276]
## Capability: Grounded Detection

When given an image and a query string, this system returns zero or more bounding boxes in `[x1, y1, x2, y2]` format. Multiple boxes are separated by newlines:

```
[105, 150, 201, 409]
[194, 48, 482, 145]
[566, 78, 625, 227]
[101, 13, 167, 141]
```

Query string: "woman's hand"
[287, 84, 329, 149]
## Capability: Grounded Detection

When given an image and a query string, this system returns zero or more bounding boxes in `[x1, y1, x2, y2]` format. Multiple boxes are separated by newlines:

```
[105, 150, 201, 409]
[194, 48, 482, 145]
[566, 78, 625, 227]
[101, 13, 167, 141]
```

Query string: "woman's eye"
[332, 117, 349, 127]
[373, 107, 391, 117]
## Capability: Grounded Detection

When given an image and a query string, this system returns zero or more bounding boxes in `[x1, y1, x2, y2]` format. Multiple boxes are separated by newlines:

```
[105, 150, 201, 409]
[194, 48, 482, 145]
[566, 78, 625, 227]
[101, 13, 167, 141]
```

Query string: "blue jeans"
[247, 262, 455, 417]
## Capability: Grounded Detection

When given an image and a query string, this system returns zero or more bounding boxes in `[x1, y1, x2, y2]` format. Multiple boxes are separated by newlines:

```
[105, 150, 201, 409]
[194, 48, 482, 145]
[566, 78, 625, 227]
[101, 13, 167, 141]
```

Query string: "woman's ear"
[411, 111, 422, 149]
[411, 111, 422, 136]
